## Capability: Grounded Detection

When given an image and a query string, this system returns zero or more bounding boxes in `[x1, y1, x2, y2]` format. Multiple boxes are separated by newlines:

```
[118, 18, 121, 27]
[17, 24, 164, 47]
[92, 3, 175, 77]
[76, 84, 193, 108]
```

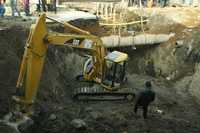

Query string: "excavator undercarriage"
[73, 86, 135, 101]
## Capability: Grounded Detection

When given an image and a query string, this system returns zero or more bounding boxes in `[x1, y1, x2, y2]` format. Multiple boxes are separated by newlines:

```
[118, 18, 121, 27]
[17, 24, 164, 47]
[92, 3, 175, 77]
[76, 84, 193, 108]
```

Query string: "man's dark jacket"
[136, 88, 155, 107]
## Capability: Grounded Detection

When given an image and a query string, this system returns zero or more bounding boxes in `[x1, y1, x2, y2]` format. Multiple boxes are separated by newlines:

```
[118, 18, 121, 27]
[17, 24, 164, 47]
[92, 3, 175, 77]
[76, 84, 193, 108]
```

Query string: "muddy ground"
[0, 8, 200, 133]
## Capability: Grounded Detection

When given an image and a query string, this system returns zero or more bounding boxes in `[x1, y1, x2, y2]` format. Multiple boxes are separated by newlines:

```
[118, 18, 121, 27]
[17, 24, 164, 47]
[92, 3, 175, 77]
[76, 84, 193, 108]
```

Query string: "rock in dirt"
[89, 111, 102, 120]
[70, 119, 87, 129]
[155, 109, 165, 115]
[0, 113, 33, 133]
[48, 114, 57, 121]
[85, 107, 93, 112]
[0, 122, 18, 133]
[176, 40, 184, 46]
[18, 118, 34, 133]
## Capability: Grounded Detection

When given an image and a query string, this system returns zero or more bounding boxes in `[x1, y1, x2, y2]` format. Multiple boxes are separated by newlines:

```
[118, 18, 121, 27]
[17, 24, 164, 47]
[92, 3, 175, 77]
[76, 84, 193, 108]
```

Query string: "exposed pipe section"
[99, 20, 149, 26]
[101, 33, 175, 48]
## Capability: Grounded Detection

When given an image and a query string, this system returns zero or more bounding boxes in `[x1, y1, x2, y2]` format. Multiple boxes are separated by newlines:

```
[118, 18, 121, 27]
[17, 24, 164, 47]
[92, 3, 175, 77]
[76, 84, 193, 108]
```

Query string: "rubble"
[89, 111, 102, 120]
[70, 119, 87, 129]
[48, 114, 57, 121]
[0, 122, 19, 133]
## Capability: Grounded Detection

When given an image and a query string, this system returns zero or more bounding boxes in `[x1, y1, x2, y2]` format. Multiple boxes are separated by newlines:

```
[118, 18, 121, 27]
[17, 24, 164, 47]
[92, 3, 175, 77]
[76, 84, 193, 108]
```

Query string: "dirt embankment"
[0, 25, 28, 118]
[0, 14, 200, 133]
[125, 11, 200, 103]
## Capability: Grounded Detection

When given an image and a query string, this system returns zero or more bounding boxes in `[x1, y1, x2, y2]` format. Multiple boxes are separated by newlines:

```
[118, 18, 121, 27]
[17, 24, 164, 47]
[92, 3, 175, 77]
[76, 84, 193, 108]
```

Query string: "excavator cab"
[82, 50, 128, 90]
[103, 51, 128, 89]
[74, 50, 131, 100]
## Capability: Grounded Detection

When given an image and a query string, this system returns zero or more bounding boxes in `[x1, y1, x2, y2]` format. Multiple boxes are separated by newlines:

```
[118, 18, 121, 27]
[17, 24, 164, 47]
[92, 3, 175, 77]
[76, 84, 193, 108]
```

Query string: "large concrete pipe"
[101, 33, 175, 48]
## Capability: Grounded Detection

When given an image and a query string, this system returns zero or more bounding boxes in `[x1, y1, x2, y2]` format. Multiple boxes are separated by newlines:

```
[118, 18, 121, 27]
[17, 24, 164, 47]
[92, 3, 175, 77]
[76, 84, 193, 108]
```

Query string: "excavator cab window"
[103, 60, 126, 87]
[83, 56, 93, 74]
[103, 51, 128, 88]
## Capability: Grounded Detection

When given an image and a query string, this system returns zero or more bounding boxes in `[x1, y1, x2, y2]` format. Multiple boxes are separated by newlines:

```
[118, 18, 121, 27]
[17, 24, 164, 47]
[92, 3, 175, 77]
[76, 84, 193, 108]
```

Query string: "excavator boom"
[15, 14, 48, 104]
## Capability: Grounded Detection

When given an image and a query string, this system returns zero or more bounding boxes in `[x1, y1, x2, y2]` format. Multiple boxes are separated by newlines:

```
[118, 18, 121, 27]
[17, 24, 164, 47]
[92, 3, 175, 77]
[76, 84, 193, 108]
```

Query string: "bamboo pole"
[100, 20, 149, 26]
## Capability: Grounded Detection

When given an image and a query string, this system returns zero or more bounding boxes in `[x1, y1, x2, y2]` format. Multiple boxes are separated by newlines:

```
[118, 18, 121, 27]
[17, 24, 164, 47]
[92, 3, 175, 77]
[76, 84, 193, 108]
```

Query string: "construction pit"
[0, 4, 200, 133]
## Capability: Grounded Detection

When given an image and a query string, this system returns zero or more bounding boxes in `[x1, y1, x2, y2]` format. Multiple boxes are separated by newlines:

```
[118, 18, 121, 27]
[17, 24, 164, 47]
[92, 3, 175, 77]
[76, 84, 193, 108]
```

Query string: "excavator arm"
[46, 33, 106, 81]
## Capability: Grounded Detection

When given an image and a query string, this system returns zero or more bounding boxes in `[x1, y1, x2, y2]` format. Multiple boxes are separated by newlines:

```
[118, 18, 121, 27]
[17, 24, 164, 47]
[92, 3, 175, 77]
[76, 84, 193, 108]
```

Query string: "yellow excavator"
[13, 13, 134, 114]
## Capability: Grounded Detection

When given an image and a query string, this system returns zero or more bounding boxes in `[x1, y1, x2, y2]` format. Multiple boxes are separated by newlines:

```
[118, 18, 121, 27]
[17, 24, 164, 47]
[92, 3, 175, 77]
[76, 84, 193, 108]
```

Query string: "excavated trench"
[0, 17, 200, 133]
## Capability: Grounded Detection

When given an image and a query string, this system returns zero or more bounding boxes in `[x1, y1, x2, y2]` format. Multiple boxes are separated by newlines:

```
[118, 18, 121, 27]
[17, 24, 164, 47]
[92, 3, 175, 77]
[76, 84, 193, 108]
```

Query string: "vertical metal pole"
[139, 0, 144, 32]
[96, 2, 99, 17]
[112, 63, 117, 87]
[54, 0, 57, 14]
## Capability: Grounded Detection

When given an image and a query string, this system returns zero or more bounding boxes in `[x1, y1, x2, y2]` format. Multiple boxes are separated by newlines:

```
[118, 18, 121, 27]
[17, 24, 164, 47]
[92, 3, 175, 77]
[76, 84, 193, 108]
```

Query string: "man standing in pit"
[10, 0, 20, 16]
[147, 0, 154, 7]
[0, 0, 6, 17]
[23, 0, 30, 16]
[134, 81, 155, 119]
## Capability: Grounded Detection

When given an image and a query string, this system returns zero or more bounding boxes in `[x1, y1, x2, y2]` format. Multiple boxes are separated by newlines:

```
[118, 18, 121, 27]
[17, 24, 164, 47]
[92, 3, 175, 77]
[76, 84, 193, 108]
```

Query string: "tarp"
[48, 11, 97, 22]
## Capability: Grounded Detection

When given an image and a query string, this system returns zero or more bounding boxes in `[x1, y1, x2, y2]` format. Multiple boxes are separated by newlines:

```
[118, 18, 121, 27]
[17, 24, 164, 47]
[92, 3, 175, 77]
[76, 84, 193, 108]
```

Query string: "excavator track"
[72, 86, 135, 101]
